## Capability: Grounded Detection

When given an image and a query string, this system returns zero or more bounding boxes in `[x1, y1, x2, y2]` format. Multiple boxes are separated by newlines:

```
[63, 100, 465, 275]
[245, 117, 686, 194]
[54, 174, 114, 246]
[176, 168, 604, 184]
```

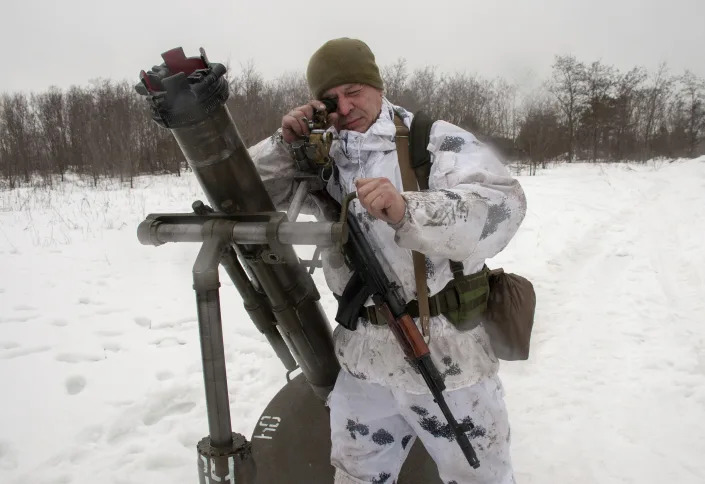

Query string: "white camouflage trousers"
[329, 370, 515, 484]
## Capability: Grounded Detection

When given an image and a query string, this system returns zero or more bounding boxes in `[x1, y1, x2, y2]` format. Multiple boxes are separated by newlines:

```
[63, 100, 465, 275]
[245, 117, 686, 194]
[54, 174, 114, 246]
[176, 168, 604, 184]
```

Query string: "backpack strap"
[409, 111, 434, 190]
[405, 110, 468, 283]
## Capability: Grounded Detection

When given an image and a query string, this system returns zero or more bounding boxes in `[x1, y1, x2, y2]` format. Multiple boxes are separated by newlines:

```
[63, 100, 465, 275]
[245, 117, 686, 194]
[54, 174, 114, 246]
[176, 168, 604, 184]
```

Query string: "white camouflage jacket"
[248, 98, 526, 394]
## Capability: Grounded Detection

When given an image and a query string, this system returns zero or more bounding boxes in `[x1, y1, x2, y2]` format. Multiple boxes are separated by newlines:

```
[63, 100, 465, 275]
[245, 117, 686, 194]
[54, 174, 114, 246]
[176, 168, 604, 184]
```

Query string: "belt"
[358, 299, 443, 326]
[355, 268, 489, 326]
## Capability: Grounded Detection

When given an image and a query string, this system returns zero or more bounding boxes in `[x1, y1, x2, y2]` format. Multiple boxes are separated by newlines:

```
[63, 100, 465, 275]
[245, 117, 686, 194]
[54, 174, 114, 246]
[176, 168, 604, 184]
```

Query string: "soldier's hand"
[281, 100, 328, 143]
[355, 178, 407, 225]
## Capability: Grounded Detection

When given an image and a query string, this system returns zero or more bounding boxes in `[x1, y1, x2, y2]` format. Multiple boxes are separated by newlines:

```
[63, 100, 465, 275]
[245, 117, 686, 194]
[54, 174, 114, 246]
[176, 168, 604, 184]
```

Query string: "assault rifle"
[335, 192, 481, 470]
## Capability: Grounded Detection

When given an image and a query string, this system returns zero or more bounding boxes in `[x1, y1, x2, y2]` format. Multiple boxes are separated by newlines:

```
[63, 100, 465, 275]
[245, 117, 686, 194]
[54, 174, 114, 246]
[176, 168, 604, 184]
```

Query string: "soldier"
[249, 38, 526, 484]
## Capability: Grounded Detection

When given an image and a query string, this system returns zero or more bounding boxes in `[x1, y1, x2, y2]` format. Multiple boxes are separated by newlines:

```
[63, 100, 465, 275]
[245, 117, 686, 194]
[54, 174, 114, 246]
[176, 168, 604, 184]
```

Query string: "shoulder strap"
[406, 112, 467, 279]
[393, 114, 430, 338]
[394, 116, 418, 192]
[409, 111, 434, 190]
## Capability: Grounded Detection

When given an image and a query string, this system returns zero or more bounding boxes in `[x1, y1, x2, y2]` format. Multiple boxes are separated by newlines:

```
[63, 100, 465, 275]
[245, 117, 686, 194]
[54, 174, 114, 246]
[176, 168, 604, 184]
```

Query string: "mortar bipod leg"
[193, 238, 256, 483]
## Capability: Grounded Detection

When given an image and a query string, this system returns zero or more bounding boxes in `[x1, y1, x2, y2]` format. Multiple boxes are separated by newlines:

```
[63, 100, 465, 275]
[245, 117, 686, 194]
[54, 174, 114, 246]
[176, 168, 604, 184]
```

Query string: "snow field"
[1, 159, 704, 483]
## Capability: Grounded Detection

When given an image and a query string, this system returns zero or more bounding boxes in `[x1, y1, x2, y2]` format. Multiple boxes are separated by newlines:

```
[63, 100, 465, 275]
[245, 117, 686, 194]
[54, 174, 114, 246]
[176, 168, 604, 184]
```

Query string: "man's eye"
[348, 89, 362, 96]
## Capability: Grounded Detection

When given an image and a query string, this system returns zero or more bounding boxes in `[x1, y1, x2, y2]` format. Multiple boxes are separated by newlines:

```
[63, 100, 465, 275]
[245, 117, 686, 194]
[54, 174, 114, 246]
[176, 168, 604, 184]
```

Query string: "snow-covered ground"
[1, 159, 704, 483]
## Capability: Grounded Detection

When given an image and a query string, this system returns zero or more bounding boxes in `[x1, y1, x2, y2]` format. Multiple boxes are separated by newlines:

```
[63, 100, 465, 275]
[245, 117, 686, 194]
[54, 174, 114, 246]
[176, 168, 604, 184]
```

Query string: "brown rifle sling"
[393, 114, 431, 338]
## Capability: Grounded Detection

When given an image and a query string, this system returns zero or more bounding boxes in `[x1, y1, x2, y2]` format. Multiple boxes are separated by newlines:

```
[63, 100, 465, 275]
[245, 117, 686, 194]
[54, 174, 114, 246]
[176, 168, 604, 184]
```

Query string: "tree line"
[1, 55, 704, 188]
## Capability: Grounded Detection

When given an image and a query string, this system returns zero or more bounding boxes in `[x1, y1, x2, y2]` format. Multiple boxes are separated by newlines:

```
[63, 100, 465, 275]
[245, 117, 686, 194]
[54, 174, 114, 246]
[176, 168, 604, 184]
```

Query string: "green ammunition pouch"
[427, 266, 490, 331]
[357, 267, 490, 329]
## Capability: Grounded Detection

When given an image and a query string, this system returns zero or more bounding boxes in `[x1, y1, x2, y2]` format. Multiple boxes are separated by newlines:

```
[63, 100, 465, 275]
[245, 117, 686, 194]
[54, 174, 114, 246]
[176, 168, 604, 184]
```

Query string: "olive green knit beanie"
[306, 38, 384, 99]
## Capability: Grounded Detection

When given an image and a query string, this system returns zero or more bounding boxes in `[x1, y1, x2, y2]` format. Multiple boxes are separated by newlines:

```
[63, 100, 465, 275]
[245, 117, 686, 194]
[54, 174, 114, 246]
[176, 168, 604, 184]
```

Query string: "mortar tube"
[137, 49, 340, 398]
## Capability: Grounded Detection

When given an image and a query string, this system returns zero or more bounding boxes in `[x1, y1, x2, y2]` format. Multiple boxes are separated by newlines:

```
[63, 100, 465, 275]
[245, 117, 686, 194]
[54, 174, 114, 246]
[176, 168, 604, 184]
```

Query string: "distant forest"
[1, 55, 704, 188]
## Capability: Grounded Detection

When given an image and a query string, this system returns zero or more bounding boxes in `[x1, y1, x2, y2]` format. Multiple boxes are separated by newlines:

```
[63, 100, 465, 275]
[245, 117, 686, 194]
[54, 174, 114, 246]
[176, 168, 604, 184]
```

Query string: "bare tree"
[491, 79, 518, 139]
[579, 61, 616, 161]
[0, 93, 35, 186]
[381, 58, 409, 105]
[3, 55, 705, 188]
[276, 71, 309, 112]
[548, 55, 586, 161]
[610, 67, 646, 160]
[33, 87, 70, 183]
[227, 61, 284, 145]
[407, 66, 440, 117]
[64, 86, 92, 176]
[677, 70, 705, 157]
[517, 94, 565, 172]
[638, 63, 672, 159]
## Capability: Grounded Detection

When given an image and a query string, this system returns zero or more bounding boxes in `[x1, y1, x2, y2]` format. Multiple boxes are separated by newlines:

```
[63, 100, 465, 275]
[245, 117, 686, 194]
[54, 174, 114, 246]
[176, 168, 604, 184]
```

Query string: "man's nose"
[337, 96, 354, 116]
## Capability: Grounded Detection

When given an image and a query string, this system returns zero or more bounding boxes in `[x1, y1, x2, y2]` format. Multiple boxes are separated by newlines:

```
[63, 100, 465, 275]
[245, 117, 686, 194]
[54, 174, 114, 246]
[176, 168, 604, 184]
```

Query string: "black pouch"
[484, 269, 536, 361]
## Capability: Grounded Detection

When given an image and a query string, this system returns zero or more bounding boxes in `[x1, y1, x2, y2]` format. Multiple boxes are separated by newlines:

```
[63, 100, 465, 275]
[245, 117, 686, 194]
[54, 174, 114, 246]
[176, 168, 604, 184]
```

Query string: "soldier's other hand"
[281, 100, 327, 143]
[355, 178, 406, 225]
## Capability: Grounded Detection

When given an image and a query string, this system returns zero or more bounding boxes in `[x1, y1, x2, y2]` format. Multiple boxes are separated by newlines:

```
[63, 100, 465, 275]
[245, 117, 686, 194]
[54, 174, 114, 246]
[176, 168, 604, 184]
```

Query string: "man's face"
[322, 83, 383, 133]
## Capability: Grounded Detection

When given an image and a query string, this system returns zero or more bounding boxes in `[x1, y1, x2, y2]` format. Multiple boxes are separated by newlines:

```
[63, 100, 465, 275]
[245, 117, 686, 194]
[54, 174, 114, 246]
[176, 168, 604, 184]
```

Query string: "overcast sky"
[2, 0, 704, 94]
